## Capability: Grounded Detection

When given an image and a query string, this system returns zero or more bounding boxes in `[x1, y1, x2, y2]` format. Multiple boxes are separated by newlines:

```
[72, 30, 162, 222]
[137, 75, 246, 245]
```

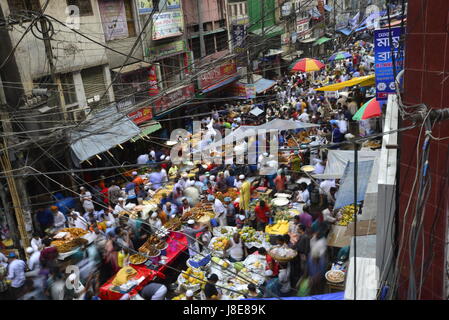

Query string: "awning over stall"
[254, 78, 277, 93]
[70, 108, 140, 162]
[130, 121, 162, 142]
[314, 74, 375, 91]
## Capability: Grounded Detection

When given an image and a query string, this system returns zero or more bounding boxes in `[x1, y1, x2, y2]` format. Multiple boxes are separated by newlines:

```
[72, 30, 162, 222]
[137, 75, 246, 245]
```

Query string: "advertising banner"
[129, 107, 154, 124]
[199, 62, 237, 90]
[232, 82, 256, 99]
[148, 65, 159, 96]
[152, 10, 183, 40]
[374, 27, 404, 101]
[146, 40, 186, 59]
[98, 0, 128, 41]
[231, 24, 247, 54]
[154, 84, 195, 114]
[138, 0, 180, 14]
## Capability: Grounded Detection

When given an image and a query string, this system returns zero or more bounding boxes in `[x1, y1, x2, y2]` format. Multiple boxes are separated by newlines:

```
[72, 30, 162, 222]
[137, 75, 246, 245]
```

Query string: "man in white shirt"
[298, 110, 310, 123]
[68, 211, 89, 230]
[322, 205, 341, 224]
[337, 117, 348, 134]
[30, 234, 42, 253]
[114, 198, 127, 215]
[314, 160, 325, 175]
[80, 187, 94, 212]
[319, 179, 336, 196]
[299, 183, 310, 205]
[7, 252, 26, 299]
[51, 206, 66, 231]
[25, 247, 40, 275]
[210, 195, 227, 226]
[137, 153, 149, 165]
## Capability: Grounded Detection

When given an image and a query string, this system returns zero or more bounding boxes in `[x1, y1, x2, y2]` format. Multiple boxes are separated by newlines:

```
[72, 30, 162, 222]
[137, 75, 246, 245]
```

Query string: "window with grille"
[191, 38, 201, 60]
[215, 31, 228, 52]
[205, 34, 215, 56]
[7, 0, 40, 13]
[66, 0, 93, 16]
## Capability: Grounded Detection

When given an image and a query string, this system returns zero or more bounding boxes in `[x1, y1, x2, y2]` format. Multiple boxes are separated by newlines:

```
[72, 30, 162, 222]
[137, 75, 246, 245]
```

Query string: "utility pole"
[197, 0, 206, 58]
[37, 4, 77, 191]
[0, 77, 23, 252]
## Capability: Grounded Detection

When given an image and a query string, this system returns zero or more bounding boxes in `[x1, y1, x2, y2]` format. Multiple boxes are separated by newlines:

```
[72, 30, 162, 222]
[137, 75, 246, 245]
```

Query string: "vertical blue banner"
[374, 27, 404, 102]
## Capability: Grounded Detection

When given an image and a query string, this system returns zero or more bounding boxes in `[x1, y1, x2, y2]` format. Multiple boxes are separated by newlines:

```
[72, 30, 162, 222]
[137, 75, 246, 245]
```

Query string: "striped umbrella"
[291, 58, 325, 72]
[352, 98, 382, 121]
[328, 51, 352, 61]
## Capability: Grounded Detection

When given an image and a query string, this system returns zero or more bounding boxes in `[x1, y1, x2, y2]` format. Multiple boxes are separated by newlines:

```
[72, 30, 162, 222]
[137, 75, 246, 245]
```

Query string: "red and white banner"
[198, 61, 237, 90]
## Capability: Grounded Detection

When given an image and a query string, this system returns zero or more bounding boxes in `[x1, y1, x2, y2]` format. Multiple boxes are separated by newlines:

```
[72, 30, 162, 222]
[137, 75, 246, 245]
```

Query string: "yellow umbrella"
[314, 74, 375, 91]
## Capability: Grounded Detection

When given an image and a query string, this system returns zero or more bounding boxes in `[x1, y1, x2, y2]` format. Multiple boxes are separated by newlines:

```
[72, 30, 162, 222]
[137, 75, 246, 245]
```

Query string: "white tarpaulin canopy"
[324, 150, 379, 180]
[257, 119, 320, 131]
[70, 108, 140, 162]
[198, 119, 319, 154]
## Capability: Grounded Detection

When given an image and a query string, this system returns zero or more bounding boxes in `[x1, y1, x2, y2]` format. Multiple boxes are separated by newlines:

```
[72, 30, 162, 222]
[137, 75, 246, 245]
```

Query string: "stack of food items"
[214, 188, 239, 202]
[268, 246, 297, 262]
[163, 217, 182, 231]
[210, 237, 229, 251]
[138, 235, 162, 257]
[274, 211, 292, 222]
[265, 220, 289, 235]
[337, 205, 357, 226]
[50, 228, 89, 253]
[177, 267, 206, 291]
[238, 227, 264, 247]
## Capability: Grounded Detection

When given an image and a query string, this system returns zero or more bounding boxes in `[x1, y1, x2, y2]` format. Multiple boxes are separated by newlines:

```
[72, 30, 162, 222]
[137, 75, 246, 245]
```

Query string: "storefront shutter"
[81, 66, 109, 108]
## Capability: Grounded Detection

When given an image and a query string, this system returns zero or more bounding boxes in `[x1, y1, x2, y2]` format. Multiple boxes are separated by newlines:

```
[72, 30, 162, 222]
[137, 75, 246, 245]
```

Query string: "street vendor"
[51, 206, 66, 232]
[204, 274, 221, 300]
[224, 197, 235, 226]
[257, 247, 279, 277]
[209, 195, 227, 227]
[239, 176, 251, 214]
[224, 232, 246, 262]
[182, 219, 208, 257]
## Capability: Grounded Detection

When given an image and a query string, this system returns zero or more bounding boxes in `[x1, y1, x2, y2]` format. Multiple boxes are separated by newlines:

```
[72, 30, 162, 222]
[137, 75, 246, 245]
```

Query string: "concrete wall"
[183, 0, 223, 25]
[3, 0, 109, 92]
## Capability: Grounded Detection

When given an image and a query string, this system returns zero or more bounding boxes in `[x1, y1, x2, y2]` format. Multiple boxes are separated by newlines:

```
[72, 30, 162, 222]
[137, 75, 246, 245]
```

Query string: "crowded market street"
[1, 0, 448, 305]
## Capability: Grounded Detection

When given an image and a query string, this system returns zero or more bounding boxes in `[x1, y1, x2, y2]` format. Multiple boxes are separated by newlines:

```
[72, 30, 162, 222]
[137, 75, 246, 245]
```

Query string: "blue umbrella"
[328, 51, 352, 61]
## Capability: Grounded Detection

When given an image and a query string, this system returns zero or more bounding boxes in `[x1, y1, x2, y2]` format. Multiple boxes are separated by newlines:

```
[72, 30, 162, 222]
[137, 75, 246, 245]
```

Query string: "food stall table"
[99, 232, 188, 300]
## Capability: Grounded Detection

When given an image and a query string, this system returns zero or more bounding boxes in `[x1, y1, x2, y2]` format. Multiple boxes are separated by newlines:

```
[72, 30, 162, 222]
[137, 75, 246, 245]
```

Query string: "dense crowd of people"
[0, 39, 378, 300]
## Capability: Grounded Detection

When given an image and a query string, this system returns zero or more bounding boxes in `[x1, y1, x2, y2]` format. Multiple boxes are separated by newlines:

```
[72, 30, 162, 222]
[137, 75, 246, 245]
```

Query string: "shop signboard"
[138, 0, 180, 14]
[154, 84, 195, 114]
[231, 24, 247, 54]
[199, 61, 237, 90]
[374, 27, 404, 102]
[152, 10, 183, 40]
[98, 0, 128, 41]
[113, 96, 153, 125]
[129, 106, 154, 124]
[137, 0, 153, 14]
[232, 82, 256, 99]
[146, 40, 186, 59]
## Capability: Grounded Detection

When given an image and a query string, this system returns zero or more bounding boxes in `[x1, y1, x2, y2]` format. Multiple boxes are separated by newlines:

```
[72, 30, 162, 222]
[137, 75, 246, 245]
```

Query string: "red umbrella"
[352, 98, 382, 120]
[291, 58, 325, 72]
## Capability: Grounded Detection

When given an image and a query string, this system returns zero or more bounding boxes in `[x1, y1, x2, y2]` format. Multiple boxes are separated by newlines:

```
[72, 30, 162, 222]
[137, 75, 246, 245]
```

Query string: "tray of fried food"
[163, 217, 182, 231]
[59, 228, 88, 239]
[129, 253, 147, 265]
[52, 238, 88, 253]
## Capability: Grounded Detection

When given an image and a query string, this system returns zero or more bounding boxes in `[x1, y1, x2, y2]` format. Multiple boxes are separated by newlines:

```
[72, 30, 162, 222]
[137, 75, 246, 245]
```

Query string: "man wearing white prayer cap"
[186, 289, 194, 300]
[234, 174, 245, 188]
[182, 219, 207, 257]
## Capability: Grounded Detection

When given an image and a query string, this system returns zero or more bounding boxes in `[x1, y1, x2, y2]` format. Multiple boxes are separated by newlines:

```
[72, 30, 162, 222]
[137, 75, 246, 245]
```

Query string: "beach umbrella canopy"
[352, 98, 382, 120]
[291, 58, 325, 72]
[328, 51, 352, 61]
